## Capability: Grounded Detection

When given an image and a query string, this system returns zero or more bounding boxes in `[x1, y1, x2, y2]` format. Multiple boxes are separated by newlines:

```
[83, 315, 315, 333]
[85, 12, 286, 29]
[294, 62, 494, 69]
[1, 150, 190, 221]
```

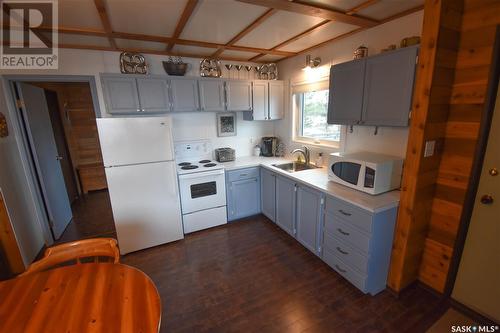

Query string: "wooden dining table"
[0, 263, 161, 333]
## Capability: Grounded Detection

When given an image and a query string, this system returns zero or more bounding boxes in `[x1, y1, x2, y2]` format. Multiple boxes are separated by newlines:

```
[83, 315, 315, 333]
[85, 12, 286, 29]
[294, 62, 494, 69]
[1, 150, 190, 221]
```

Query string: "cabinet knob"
[489, 168, 498, 176]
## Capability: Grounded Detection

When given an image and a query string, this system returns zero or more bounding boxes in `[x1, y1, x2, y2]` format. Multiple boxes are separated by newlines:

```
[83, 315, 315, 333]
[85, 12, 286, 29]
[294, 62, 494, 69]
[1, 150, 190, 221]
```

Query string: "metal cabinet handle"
[338, 209, 352, 216]
[239, 173, 248, 177]
[335, 264, 346, 273]
[337, 228, 350, 236]
[56, 156, 63, 161]
[136, 109, 140, 112]
[336, 247, 348, 255]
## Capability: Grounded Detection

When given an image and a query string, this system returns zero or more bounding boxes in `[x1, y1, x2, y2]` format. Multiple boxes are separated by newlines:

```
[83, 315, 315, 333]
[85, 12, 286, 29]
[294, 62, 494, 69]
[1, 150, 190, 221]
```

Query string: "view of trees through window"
[300, 90, 341, 141]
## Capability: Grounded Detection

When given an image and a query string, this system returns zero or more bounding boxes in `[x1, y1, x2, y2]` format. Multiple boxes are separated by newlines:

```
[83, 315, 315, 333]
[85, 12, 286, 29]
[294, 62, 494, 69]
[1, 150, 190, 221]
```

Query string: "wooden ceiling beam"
[345, 0, 380, 15]
[93, 0, 117, 49]
[166, 0, 199, 51]
[212, 8, 276, 58]
[248, 19, 330, 62]
[236, 0, 379, 27]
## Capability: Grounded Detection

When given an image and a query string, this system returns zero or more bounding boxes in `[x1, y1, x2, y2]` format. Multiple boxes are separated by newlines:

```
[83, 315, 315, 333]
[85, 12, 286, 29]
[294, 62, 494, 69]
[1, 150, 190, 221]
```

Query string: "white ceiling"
[54, 0, 424, 62]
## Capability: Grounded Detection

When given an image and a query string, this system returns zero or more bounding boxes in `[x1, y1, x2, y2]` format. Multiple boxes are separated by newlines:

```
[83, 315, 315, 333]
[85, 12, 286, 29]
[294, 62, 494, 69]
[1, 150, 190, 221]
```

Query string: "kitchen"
[0, 0, 499, 332]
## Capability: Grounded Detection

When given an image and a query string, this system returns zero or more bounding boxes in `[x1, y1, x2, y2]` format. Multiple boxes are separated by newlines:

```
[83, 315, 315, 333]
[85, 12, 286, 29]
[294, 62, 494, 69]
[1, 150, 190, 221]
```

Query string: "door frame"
[443, 26, 500, 322]
[2, 75, 102, 245]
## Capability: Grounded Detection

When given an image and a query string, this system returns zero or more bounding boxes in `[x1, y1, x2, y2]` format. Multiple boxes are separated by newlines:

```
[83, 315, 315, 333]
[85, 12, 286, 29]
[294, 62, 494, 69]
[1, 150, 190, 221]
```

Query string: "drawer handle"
[338, 209, 352, 216]
[335, 264, 347, 273]
[336, 247, 349, 255]
[337, 228, 350, 236]
[239, 173, 248, 177]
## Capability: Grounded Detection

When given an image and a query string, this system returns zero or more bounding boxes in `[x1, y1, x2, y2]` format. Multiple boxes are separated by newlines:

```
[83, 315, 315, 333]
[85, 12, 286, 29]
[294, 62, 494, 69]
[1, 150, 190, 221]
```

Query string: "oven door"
[178, 169, 226, 214]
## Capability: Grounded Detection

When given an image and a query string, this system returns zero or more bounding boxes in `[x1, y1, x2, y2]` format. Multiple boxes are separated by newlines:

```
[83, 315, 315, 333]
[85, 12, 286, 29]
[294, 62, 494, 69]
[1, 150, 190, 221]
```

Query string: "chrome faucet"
[291, 146, 310, 165]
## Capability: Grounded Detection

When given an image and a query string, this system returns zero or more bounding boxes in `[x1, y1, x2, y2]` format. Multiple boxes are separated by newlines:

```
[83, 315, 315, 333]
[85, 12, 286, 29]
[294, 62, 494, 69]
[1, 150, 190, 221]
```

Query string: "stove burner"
[204, 163, 217, 167]
[181, 165, 199, 170]
[178, 162, 192, 166]
[199, 159, 211, 164]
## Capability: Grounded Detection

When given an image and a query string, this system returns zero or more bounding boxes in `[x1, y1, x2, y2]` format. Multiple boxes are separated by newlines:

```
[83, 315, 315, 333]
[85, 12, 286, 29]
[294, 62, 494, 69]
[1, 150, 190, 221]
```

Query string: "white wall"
[0, 49, 272, 263]
[275, 11, 424, 161]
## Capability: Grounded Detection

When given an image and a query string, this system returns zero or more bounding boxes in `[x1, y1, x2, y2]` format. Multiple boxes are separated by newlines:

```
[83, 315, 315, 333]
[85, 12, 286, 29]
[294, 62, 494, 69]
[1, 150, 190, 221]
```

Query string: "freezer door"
[97, 116, 174, 166]
[105, 161, 183, 254]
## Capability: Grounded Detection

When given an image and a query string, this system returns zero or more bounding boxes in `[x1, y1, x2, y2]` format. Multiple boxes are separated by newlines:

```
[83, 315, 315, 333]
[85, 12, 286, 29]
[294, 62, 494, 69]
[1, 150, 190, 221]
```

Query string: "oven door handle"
[179, 169, 225, 179]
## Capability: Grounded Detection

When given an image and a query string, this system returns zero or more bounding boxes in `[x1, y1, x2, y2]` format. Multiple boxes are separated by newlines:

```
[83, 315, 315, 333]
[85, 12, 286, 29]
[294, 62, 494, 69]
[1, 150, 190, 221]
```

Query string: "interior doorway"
[13, 81, 115, 243]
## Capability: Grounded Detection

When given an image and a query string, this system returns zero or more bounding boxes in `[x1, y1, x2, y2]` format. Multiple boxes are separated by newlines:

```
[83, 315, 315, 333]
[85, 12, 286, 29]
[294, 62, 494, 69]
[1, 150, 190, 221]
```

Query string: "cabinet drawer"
[324, 212, 370, 254]
[323, 249, 367, 292]
[227, 167, 260, 182]
[325, 196, 373, 233]
[323, 232, 368, 274]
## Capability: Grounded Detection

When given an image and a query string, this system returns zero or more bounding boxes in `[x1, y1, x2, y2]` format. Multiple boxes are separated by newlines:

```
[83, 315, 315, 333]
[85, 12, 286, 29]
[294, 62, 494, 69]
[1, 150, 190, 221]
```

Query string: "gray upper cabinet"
[261, 168, 276, 222]
[362, 46, 418, 126]
[327, 45, 418, 127]
[251, 80, 269, 120]
[136, 78, 170, 113]
[101, 76, 141, 114]
[275, 175, 296, 236]
[269, 80, 284, 120]
[327, 59, 365, 125]
[170, 78, 200, 112]
[296, 185, 323, 255]
[199, 79, 226, 111]
[226, 81, 252, 111]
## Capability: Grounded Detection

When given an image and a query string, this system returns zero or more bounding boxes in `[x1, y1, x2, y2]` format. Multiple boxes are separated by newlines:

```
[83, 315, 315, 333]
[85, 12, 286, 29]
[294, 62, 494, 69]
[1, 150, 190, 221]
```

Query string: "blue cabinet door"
[296, 185, 323, 255]
[275, 175, 296, 236]
[261, 168, 276, 222]
[101, 76, 141, 114]
[227, 177, 260, 221]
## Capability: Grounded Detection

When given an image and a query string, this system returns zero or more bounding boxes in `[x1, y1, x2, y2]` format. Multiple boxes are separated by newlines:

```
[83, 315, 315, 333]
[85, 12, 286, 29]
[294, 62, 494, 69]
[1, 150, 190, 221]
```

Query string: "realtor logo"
[1, 0, 58, 69]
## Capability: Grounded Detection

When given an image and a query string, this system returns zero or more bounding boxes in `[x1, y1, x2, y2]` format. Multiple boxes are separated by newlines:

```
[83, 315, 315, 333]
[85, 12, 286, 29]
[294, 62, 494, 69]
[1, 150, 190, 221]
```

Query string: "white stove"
[174, 140, 227, 234]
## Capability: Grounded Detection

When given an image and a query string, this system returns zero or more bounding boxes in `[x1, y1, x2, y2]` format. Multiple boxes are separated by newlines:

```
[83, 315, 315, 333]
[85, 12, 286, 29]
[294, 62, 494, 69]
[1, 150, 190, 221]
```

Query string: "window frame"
[292, 81, 345, 150]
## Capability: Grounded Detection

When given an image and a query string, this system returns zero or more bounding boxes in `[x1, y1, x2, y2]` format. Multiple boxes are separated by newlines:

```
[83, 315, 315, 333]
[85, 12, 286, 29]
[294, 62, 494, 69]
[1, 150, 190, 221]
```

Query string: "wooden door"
[296, 185, 323, 254]
[260, 168, 276, 222]
[136, 78, 170, 113]
[252, 81, 269, 120]
[199, 79, 225, 111]
[327, 59, 365, 125]
[101, 76, 141, 114]
[276, 176, 296, 236]
[361, 46, 418, 126]
[170, 78, 200, 112]
[452, 85, 500, 322]
[269, 81, 284, 120]
[226, 81, 252, 111]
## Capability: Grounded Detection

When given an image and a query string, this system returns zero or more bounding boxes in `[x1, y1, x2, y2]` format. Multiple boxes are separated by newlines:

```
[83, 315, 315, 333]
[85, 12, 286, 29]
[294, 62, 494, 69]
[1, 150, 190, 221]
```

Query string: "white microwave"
[328, 152, 403, 195]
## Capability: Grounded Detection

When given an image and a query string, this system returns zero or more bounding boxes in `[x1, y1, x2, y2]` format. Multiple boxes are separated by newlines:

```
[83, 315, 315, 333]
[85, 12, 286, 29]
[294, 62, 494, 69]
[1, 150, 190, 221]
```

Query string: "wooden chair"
[21, 238, 120, 276]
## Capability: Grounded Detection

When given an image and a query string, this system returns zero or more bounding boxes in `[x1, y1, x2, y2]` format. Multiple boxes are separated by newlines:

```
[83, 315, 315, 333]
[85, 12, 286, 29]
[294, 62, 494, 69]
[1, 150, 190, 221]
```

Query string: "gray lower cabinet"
[260, 168, 276, 222]
[321, 196, 398, 295]
[170, 78, 200, 112]
[136, 78, 171, 113]
[275, 175, 296, 236]
[296, 185, 324, 255]
[101, 76, 141, 114]
[226, 168, 261, 221]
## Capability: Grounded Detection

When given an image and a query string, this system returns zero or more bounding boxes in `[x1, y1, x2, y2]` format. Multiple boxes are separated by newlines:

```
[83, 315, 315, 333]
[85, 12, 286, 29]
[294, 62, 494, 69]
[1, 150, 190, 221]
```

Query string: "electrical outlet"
[424, 140, 435, 157]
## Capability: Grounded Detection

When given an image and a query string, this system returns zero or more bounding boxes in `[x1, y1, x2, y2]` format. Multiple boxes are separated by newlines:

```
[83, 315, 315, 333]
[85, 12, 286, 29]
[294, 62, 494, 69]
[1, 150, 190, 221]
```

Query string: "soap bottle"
[315, 152, 324, 167]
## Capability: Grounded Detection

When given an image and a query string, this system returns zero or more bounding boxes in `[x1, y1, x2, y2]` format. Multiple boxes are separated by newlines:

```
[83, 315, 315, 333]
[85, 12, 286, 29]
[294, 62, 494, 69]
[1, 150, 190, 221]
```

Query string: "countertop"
[221, 156, 401, 213]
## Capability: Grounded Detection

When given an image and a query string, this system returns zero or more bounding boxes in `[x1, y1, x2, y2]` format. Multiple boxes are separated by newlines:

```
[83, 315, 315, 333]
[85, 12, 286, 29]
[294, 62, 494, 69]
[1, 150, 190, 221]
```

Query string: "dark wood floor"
[59, 193, 445, 332]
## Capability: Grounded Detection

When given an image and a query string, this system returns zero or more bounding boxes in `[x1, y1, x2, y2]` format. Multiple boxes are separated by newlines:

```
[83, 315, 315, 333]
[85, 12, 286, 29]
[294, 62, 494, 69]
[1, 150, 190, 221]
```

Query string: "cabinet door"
[227, 178, 260, 221]
[170, 78, 200, 112]
[226, 81, 252, 111]
[252, 81, 269, 120]
[327, 59, 365, 125]
[296, 185, 323, 254]
[136, 78, 170, 113]
[101, 76, 141, 114]
[199, 79, 226, 111]
[362, 46, 418, 126]
[269, 80, 284, 120]
[276, 175, 296, 236]
[261, 168, 276, 222]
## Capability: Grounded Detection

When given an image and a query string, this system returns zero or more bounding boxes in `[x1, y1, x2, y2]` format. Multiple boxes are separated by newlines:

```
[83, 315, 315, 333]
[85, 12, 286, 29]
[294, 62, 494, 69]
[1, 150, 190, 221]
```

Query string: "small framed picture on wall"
[217, 112, 237, 137]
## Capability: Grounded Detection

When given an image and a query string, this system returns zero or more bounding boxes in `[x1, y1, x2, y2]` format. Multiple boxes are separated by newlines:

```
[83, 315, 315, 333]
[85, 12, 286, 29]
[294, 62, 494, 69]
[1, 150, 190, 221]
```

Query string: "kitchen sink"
[272, 162, 319, 173]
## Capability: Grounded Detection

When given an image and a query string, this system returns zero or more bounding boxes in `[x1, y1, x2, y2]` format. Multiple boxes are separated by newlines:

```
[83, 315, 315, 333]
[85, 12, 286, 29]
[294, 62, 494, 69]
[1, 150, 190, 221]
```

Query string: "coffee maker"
[261, 137, 277, 157]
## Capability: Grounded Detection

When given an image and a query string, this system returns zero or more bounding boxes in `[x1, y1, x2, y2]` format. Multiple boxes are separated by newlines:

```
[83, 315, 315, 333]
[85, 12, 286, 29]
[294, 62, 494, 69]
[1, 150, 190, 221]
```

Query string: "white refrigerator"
[97, 116, 184, 254]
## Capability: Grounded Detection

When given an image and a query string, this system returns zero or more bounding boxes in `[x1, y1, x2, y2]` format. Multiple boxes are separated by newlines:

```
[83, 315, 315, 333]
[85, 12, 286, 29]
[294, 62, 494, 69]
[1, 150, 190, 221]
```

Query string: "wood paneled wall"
[0, 190, 25, 274]
[389, 0, 500, 293]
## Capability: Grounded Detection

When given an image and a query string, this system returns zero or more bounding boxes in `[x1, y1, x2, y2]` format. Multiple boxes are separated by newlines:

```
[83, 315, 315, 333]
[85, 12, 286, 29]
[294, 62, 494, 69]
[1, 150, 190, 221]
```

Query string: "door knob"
[480, 195, 494, 205]
[56, 156, 63, 161]
[489, 168, 498, 176]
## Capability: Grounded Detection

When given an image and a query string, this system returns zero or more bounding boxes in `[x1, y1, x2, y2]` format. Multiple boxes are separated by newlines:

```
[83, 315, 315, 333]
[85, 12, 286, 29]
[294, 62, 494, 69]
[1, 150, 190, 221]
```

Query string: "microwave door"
[332, 162, 361, 186]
